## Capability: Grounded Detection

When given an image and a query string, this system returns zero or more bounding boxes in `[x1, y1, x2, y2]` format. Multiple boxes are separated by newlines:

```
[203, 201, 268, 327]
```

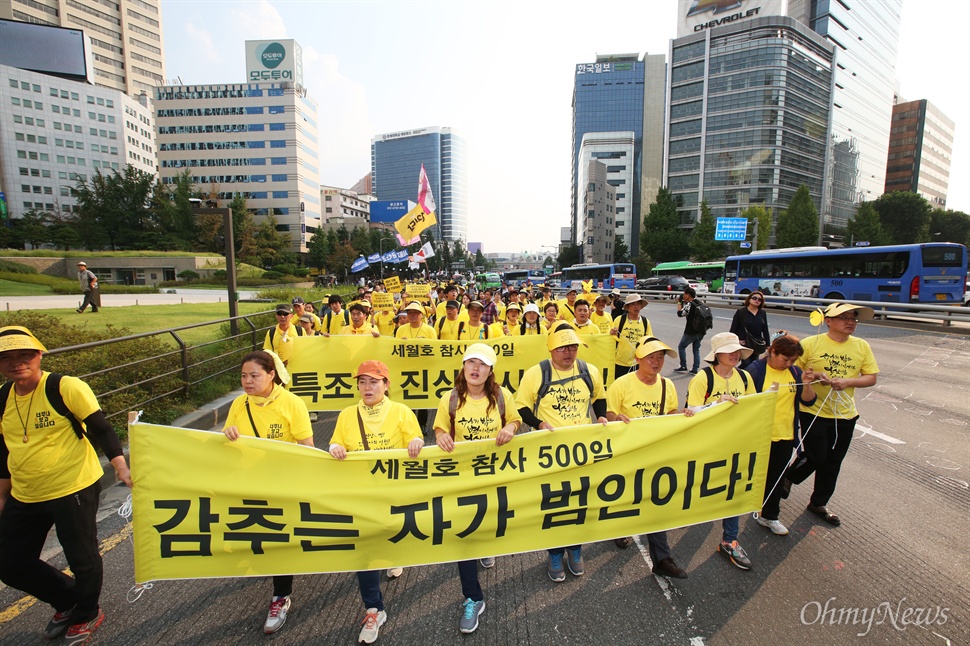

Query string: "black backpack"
[535, 359, 595, 418]
[0, 374, 86, 441]
[691, 301, 714, 332]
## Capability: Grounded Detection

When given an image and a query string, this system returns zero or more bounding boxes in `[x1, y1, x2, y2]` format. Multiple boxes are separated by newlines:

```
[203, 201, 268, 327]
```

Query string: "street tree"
[641, 186, 690, 262]
[846, 202, 890, 247]
[689, 200, 725, 261]
[873, 191, 931, 244]
[775, 185, 819, 248]
[929, 208, 970, 247]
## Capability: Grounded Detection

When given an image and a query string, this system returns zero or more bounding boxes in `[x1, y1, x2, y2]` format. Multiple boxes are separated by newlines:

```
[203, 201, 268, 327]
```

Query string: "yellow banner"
[131, 393, 775, 583]
[394, 204, 437, 239]
[405, 283, 432, 302]
[383, 276, 402, 293]
[370, 292, 395, 310]
[287, 335, 615, 411]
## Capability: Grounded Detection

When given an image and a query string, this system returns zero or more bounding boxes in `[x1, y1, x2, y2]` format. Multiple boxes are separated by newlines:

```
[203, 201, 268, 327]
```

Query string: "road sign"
[740, 242, 752, 249]
[715, 217, 748, 241]
[855, 241, 870, 247]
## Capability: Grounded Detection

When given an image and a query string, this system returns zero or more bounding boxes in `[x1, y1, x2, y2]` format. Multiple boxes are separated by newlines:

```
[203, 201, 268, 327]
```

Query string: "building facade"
[320, 184, 370, 232]
[579, 160, 616, 264]
[665, 15, 835, 239]
[370, 126, 467, 242]
[1, 0, 166, 96]
[884, 98, 954, 208]
[570, 53, 665, 254]
[153, 81, 320, 253]
[1, 63, 155, 221]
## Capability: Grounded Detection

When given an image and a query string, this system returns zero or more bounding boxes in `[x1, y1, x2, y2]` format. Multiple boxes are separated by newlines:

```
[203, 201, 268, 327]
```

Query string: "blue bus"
[503, 269, 546, 287]
[561, 263, 637, 290]
[724, 243, 967, 304]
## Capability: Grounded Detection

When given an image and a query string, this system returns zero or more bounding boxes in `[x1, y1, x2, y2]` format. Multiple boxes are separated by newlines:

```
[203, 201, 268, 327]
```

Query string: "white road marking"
[857, 424, 906, 445]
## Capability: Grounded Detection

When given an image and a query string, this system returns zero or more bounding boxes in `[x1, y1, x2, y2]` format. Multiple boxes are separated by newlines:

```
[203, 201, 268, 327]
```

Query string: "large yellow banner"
[287, 334, 616, 411]
[131, 392, 775, 584]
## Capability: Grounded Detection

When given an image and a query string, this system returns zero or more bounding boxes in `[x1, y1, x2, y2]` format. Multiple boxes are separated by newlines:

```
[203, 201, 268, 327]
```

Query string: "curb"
[98, 389, 242, 489]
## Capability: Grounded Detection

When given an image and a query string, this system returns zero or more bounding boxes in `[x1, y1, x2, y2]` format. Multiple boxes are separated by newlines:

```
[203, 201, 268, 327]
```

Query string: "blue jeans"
[722, 516, 739, 544]
[356, 571, 383, 611]
[548, 545, 580, 557]
[678, 333, 705, 371]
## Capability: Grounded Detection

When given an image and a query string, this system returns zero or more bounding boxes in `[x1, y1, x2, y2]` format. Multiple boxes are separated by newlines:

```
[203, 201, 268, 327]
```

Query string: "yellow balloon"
[809, 310, 825, 326]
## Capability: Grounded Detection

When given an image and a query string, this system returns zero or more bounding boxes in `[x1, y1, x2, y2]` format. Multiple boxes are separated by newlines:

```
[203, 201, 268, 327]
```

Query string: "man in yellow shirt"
[590, 294, 614, 334]
[395, 302, 437, 339]
[322, 295, 351, 336]
[515, 323, 607, 585]
[435, 285, 461, 322]
[457, 301, 493, 340]
[610, 294, 653, 379]
[340, 303, 381, 337]
[571, 299, 599, 336]
[290, 297, 321, 332]
[558, 288, 579, 323]
[264, 303, 305, 365]
[0, 326, 131, 643]
[436, 300, 463, 340]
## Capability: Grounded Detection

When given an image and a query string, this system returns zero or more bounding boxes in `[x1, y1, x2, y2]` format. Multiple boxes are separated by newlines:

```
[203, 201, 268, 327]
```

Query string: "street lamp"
[378, 232, 394, 279]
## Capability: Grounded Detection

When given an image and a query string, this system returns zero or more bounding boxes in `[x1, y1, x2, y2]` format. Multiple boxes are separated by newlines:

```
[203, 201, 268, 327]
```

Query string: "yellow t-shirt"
[458, 321, 491, 341]
[263, 324, 302, 364]
[395, 323, 437, 339]
[436, 317, 463, 340]
[372, 310, 398, 337]
[223, 385, 313, 444]
[515, 361, 606, 427]
[558, 300, 577, 323]
[590, 310, 613, 335]
[606, 372, 679, 418]
[494, 302, 507, 323]
[340, 322, 376, 336]
[331, 398, 422, 452]
[435, 301, 469, 323]
[488, 322, 506, 338]
[2, 373, 103, 503]
[433, 388, 522, 442]
[765, 364, 798, 441]
[291, 312, 322, 333]
[798, 334, 878, 419]
[322, 308, 351, 335]
[612, 314, 653, 367]
[686, 367, 756, 407]
[572, 321, 600, 337]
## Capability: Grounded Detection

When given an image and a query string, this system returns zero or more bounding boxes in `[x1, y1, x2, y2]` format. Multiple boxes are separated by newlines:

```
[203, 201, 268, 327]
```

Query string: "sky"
[159, 0, 970, 254]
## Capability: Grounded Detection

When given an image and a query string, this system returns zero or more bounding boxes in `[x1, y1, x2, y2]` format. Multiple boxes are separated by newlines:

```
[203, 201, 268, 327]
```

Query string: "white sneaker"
[386, 567, 403, 579]
[263, 596, 291, 634]
[479, 557, 495, 569]
[358, 608, 387, 644]
[755, 514, 789, 535]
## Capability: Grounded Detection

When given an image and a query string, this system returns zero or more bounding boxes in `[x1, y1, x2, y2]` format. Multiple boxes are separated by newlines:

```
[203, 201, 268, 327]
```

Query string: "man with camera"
[674, 287, 707, 375]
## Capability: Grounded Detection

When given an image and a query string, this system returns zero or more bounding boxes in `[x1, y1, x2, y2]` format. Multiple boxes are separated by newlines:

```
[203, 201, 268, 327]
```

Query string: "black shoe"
[673, 367, 688, 373]
[43, 606, 75, 639]
[91, 309, 98, 312]
[688, 369, 699, 375]
[76, 309, 83, 314]
[652, 557, 688, 579]
[613, 537, 632, 549]
[807, 504, 841, 526]
[780, 478, 792, 499]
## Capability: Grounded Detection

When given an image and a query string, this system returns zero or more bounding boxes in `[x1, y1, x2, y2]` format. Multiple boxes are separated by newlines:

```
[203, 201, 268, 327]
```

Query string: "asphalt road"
[0, 303, 967, 645]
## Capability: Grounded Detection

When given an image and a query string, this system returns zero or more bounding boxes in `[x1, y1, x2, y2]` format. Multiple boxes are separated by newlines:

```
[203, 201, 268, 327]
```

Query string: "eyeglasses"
[553, 345, 578, 354]
[832, 315, 858, 322]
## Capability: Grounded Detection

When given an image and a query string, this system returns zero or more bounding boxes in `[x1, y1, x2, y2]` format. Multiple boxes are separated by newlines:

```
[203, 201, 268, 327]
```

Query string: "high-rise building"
[153, 41, 320, 253]
[579, 160, 617, 264]
[884, 98, 954, 208]
[666, 13, 835, 237]
[1, 62, 155, 222]
[570, 53, 665, 255]
[370, 127, 467, 242]
[0, 0, 166, 96]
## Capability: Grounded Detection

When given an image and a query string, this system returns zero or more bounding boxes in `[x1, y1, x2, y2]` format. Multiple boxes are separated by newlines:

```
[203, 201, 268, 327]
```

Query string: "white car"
[688, 280, 709, 294]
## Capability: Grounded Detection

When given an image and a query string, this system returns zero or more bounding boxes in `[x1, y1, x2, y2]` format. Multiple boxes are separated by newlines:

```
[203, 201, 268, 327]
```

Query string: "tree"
[543, 255, 555, 269]
[873, 191, 931, 244]
[251, 213, 294, 268]
[930, 208, 970, 247]
[775, 185, 819, 248]
[640, 186, 689, 262]
[349, 226, 371, 256]
[557, 243, 581, 269]
[739, 204, 771, 252]
[474, 248, 487, 269]
[689, 200, 725, 261]
[330, 241, 359, 278]
[307, 228, 332, 271]
[847, 202, 890, 247]
[613, 236, 631, 264]
[73, 165, 156, 250]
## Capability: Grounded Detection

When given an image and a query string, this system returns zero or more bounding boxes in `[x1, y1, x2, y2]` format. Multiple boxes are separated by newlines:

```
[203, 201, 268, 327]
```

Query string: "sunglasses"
[275, 311, 290, 316]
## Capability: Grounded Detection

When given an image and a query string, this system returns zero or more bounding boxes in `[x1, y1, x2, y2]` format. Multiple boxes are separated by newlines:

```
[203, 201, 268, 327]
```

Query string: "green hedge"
[0, 259, 38, 274]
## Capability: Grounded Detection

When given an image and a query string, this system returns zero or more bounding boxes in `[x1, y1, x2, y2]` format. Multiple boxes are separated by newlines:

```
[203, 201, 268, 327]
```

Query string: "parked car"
[637, 275, 690, 294]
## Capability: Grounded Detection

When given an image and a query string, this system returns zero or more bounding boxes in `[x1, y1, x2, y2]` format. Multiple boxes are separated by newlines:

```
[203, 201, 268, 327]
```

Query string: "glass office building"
[371, 127, 467, 242]
[571, 54, 665, 253]
[665, 16, 835, 237]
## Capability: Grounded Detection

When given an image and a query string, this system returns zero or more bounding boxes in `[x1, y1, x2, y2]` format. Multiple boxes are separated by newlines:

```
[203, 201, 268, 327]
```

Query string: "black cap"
[446, 300, 460, 309]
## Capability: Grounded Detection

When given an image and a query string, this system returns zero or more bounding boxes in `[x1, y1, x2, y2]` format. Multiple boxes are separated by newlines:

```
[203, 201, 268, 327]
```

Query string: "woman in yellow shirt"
[433, 344, 521, 634]
[221, 350, 313, 635]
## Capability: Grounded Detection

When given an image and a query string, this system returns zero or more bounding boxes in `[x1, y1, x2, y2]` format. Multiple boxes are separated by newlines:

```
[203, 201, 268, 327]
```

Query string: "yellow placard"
[287, 335, 615, 411]
[394, 204, 437, 240]
[405, 283, 432, 302]
[130, 393, 775, 583]
[383, 276, 402, 293]
[370, 292, 395, 310]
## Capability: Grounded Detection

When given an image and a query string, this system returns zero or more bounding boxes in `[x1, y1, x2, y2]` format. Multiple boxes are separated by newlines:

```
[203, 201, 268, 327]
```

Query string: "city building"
[884, 98, 954, 208]
[371, 126, 467, 243]
[0, 0, 166, 96]
[153, 40, 320, 253]
[570, 53, 665, 255]
[350, 171, 372, 196]
[578, 160, 616, 263]
[665, 9, 835, 240]
[320, 184, 370, 232]
[1, 62, 155, 221]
